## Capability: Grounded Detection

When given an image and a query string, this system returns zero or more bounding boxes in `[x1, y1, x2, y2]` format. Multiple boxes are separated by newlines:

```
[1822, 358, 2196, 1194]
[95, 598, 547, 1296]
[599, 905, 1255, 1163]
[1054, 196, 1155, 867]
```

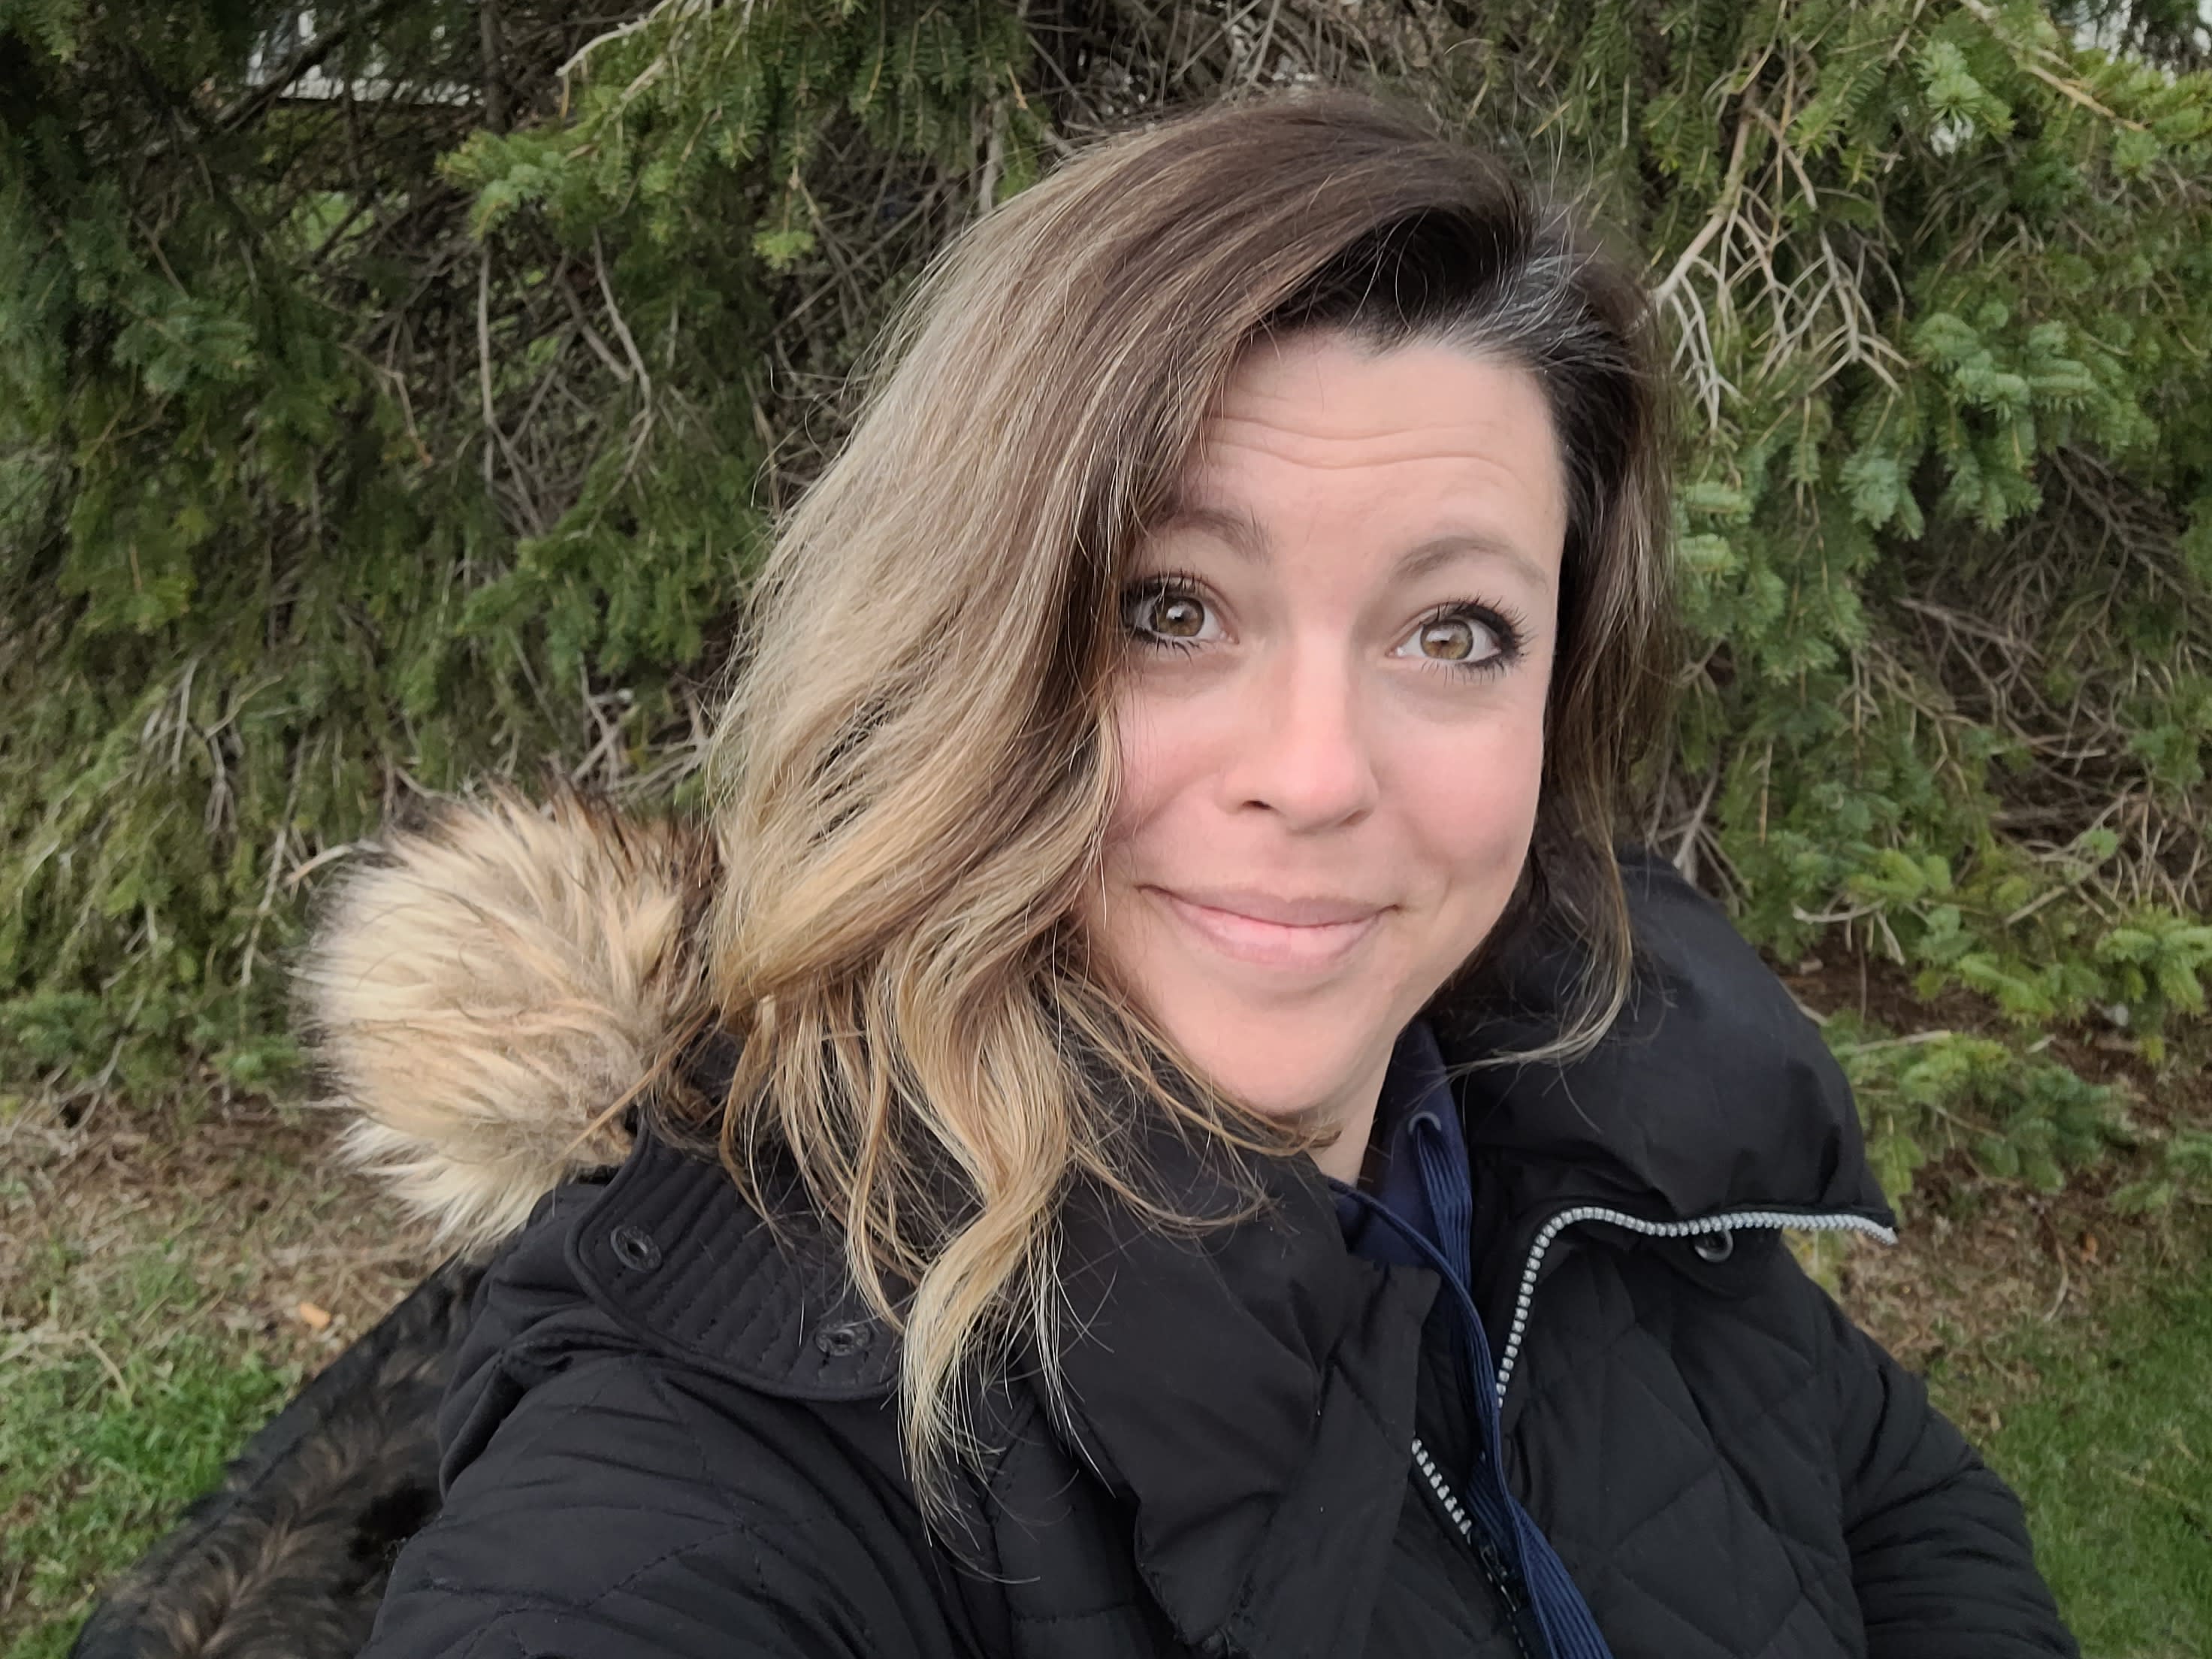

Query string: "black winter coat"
[296, 803, 2075, 1659]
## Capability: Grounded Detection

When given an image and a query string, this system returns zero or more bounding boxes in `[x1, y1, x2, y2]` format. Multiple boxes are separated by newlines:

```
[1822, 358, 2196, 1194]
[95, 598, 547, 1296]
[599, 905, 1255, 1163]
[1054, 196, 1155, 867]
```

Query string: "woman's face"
[1083, 330, 1567, 1177]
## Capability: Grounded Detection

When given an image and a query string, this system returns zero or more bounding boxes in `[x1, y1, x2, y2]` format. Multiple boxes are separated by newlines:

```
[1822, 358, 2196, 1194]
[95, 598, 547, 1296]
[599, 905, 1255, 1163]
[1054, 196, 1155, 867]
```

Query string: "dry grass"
[0, 1102, 439, 1363]
[0, 1098, 438, 1655]
[1836, 1169, 2208, 1414]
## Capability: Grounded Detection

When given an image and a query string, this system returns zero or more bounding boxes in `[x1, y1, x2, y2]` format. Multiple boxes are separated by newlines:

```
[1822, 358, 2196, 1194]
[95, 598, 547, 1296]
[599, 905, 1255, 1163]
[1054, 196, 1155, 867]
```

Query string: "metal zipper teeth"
[1410, 1436, 1476, 1540]
[1408, 1437, 1537, 1659]
[1492, 1207, 1899, 1407]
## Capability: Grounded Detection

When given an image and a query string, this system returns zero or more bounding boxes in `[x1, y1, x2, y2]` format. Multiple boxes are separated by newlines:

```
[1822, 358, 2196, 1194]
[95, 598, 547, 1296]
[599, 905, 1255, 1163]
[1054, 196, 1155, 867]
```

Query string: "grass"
[0, 1253, 301, 1659]
[1930, 1245, 2212, 1659]
[0, 1102, 434, 1659]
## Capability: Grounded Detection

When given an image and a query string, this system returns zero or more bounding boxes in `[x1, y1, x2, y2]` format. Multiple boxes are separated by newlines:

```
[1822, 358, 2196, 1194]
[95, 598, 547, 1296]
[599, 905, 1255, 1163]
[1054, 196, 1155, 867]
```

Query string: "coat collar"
[1044, 1124, 1439, 1654]
[1434, 847, 1894, 1237]
[570, 1126, 905, 1396]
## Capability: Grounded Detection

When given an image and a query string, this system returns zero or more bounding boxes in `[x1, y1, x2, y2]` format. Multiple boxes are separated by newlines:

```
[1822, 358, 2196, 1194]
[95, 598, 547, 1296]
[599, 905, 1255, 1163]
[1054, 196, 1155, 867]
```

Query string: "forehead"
[1210, 331, 1555, 462]
[1156, 333, 1569, 576]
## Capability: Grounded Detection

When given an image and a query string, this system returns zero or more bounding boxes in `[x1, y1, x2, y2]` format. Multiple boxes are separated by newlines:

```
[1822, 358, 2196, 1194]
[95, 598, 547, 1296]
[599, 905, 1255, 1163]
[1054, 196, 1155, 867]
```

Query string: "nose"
[1216, 639, 1379, 830]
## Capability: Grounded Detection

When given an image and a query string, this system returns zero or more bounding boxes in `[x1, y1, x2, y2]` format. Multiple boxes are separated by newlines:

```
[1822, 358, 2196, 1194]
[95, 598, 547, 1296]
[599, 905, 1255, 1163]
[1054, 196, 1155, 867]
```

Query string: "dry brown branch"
[558, 0, 721, 88]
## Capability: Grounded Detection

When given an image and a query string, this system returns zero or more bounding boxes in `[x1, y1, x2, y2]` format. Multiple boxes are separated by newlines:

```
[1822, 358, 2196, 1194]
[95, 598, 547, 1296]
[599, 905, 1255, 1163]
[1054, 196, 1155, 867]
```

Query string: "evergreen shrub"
[4, 0, 2208, 1207]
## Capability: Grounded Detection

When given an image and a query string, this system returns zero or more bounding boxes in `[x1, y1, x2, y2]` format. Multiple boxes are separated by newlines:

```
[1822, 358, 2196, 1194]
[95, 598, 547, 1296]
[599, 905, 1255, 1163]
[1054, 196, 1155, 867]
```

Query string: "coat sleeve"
[1821, 1287, 2080, 1658]
[356, 1350, 963, 1659]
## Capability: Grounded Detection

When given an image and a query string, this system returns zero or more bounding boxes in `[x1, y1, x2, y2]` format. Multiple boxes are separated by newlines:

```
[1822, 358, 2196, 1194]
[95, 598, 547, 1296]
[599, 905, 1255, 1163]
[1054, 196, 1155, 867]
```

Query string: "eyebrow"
[1159, 500, 1558, 597]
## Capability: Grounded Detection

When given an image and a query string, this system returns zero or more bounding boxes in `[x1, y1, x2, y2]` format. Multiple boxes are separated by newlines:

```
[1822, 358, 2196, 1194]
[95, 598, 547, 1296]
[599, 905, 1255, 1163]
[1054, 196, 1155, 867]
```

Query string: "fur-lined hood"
[301, 792, 715, 1256]
[303, 793, 1892, 1264]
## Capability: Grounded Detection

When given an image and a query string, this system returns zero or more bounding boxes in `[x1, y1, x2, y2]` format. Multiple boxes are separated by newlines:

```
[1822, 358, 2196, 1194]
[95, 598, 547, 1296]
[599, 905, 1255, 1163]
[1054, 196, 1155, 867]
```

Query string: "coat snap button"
[610, 1223, 662, 1271]
[815, 1319, 872, 1357]
[1691, 1229, 1736, 1264]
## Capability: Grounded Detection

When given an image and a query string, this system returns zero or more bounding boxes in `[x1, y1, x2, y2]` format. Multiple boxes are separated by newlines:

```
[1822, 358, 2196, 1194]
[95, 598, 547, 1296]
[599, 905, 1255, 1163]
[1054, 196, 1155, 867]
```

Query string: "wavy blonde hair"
[688, 89, 1673, 1522]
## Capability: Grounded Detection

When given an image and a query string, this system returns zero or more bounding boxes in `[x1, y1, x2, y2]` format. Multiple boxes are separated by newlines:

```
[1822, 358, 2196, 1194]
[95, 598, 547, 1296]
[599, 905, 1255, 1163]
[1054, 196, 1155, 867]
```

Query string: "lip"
[1150, 886, 1386, 972]
[1165, 885, 1385, 926]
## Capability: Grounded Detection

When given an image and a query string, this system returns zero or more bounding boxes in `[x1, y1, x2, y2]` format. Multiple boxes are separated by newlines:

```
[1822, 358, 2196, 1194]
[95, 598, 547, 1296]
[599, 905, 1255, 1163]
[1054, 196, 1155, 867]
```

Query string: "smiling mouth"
[1150, 887, 1386, 972]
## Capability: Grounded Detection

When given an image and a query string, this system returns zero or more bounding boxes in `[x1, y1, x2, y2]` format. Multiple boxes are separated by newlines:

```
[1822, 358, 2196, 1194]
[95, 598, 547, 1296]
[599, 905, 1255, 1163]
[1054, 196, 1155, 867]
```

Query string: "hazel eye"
[1150, 595, 1208, 639]
[1123, 584, 1219, 646]
[1398, 613, 1501, 665]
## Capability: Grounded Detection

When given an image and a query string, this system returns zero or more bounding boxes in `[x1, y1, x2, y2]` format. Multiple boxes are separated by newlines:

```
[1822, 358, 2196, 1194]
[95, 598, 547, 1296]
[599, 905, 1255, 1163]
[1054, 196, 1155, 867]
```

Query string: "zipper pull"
[1475, 1537, 1526, 1610]
[1475, 1533, 1552, 1658]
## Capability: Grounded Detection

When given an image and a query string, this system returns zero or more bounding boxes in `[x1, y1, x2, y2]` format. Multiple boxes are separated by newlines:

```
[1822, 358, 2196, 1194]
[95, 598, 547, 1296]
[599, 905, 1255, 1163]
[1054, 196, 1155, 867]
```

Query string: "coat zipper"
[1491, 1207, 1898, 1408]
[1409, 1206, 1896, 1656]
[1410, 1435, 1543, 1659]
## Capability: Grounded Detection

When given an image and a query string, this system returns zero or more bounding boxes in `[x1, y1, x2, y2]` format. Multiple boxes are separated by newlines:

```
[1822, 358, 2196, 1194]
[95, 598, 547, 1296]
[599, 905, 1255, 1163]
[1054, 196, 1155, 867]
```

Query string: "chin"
[1171, 1020, 1373, 1124]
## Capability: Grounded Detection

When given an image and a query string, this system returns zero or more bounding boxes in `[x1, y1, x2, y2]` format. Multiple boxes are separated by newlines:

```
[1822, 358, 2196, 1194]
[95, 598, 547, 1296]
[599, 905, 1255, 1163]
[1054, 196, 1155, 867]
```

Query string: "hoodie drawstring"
[1334, 1116, 1616, 1659]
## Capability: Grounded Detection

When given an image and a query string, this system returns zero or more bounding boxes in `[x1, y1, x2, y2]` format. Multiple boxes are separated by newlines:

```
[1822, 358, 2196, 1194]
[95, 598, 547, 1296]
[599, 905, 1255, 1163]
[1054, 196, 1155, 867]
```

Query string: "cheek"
[1397, 707, 1546, 911]
[1086, 693, 1172, 952]
[1098, 685, 1193, 871]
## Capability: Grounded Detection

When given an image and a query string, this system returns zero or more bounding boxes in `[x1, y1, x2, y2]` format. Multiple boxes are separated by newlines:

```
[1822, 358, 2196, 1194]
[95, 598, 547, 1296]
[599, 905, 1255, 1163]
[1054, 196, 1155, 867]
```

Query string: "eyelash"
[1121, 569, 1528, 678]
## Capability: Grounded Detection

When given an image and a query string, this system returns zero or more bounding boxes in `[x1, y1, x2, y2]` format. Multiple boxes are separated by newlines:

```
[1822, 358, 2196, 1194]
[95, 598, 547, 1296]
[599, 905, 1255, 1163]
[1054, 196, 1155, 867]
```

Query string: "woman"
[308, 92, 2078, 1657]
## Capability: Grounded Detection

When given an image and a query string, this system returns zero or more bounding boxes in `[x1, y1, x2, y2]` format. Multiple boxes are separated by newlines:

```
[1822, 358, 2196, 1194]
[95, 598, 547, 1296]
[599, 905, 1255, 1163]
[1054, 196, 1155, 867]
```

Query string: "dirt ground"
[0, 1099, 441, 1381]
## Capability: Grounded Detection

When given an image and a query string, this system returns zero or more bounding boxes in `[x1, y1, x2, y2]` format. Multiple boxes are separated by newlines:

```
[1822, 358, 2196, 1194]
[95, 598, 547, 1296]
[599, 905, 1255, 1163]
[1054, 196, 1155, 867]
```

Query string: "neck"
[1307, 1061, 1389, 1186]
